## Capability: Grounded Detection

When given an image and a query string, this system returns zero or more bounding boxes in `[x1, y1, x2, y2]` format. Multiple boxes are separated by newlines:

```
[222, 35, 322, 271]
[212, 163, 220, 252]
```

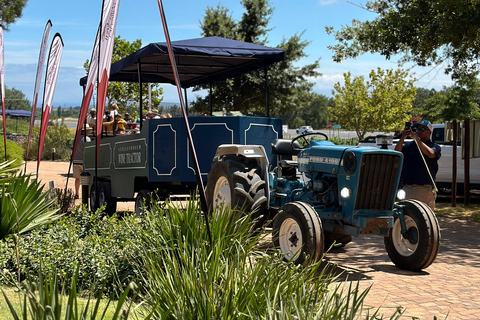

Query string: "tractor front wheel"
[384, 199, 440, 270]
[272, 202, 324, 265]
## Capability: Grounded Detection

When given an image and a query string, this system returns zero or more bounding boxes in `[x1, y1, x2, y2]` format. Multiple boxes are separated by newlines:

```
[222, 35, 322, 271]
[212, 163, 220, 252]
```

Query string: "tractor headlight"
[340, 187, 351, 199]
[343, 151, 356, 174]
[397, 189, 406, 200]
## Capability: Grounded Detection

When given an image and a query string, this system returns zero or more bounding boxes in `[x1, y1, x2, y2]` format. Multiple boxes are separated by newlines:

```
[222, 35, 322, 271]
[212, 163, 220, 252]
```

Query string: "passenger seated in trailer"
[147, 109, 161, 119]
[102, 112, 114, 135]
[103, 114, 128, 135]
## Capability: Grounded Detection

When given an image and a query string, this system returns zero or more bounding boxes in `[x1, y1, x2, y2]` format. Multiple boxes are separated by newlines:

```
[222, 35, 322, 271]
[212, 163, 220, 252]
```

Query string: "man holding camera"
[395, 120, 442, 210]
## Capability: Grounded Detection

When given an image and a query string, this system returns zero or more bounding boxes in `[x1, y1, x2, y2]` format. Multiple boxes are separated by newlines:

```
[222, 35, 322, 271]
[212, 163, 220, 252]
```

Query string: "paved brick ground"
[323, 217, 480, 319]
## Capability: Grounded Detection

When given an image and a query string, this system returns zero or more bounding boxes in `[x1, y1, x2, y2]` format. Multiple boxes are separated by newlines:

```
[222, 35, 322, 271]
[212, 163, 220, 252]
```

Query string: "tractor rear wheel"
[384, 199, 440, 270]
[206, 159, 267, 229]
[272, 202, 324, 265]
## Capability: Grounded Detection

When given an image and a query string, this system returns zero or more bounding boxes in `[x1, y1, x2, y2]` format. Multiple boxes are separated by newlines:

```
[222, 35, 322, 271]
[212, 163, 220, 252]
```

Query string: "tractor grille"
[354, 154, 401, 210]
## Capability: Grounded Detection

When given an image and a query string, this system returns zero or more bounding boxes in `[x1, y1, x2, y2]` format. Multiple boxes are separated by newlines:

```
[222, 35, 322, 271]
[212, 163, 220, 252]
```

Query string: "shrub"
[0, 206, 144, 298]
[24, 119, 74, 161]
[0, 160, 61, 240]
[330, 136, 359, 146]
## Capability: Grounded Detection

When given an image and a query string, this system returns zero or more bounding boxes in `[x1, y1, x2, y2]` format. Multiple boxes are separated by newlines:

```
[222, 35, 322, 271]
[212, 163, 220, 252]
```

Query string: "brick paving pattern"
[324, 217, 480, 319]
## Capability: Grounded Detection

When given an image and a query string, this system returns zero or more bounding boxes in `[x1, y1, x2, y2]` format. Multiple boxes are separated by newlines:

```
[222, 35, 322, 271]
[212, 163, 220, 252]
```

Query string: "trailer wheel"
[102, 182, 117, 215]
[206, 159, 267, 229]
[384, 199, 440, 270]
[89, 181, 117, 214]
[135, 190, 152, 216]
[272, 202, 324, 265]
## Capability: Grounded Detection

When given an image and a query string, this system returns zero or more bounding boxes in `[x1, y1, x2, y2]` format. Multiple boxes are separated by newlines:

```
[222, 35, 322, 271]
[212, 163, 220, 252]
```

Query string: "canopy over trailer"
[80, 36, 286, 118]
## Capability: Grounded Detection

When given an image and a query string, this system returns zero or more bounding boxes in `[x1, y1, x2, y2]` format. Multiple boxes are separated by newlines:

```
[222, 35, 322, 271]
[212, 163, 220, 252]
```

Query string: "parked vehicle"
[206, 132, 441, 270]
[358, 123, 480, 193]
[296, 126, 313, 135]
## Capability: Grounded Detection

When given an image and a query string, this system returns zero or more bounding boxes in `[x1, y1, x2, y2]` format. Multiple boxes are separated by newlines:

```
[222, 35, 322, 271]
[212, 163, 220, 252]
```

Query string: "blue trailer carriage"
[79, 36, 286, 214]
[83, 116, 281, 213]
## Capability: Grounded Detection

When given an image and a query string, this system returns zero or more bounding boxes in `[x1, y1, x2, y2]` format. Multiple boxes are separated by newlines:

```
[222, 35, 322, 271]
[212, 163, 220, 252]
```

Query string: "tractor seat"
[271, 139, 301, 156]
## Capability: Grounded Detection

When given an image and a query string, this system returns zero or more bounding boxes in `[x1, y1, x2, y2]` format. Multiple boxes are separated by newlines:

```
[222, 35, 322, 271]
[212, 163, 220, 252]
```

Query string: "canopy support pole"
[264, 64, 270, 117]
[184, 87, 188, 115]
[137, 60, 143, 130]
[209, 81, 213, 116]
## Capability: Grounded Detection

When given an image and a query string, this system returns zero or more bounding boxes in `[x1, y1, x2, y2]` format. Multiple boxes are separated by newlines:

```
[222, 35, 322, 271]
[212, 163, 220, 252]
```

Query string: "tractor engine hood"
[297, 140, 388, 176]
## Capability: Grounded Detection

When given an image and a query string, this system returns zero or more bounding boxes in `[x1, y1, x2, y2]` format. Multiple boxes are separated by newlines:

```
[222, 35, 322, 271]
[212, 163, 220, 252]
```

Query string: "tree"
[3, 87, 31, 110]
[84, 36, 164, 118]
[192, 0, 321, 127]
[331, 68, 416, 139]
[0, 0, 28, 29]
[422, 84, 480, 123]
[325, 0, 480, 83]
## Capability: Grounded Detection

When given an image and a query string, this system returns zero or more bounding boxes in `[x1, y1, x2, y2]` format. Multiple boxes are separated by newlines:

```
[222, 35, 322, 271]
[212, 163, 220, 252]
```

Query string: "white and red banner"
[0, 27, 6, 160]
[95, 0, 120, 161]
[37, 33, 63, 174]
[70, 26, 99, 165]
[26, 20, 52, 164]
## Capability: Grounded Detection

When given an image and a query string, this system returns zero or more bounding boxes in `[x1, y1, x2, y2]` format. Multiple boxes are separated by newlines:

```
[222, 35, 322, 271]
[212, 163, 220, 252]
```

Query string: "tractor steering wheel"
[291, 132, 329, 150]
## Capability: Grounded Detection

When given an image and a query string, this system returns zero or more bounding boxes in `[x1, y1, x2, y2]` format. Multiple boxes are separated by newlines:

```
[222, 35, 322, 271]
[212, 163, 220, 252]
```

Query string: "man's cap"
[152, 109, 158, 114]
[90, 108, 96, 113]
[414, 120, 433, 132]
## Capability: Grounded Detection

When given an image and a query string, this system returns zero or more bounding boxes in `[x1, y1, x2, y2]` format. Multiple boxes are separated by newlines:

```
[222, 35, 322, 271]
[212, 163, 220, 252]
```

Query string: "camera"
[404, 122, 418, 132]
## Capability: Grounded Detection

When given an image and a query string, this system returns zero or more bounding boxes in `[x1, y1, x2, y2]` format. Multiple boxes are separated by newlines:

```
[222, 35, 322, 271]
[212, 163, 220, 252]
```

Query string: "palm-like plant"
[0, 160, 61, 239]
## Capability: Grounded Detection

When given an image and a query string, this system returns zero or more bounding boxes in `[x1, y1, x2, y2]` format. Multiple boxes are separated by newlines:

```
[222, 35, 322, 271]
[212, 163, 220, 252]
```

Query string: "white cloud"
[319, 0, 338, 6]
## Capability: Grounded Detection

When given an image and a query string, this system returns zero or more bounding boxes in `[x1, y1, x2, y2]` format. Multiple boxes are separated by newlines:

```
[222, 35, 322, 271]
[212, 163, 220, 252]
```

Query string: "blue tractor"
[206, 132, 441, 271]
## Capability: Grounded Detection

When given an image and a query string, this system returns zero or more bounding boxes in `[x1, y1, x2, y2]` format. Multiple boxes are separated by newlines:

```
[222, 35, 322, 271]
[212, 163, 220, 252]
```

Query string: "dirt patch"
[24, 161, 134, 212]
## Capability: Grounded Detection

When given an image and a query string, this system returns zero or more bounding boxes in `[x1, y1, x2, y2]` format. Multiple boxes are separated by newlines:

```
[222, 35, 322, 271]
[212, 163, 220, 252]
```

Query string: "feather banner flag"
[70, 26, 99, 170]
[25, 20, 52, 169]
[0, 27, 7, 160]
[37, 33, 63, 176]
[95, 0, 120, 163]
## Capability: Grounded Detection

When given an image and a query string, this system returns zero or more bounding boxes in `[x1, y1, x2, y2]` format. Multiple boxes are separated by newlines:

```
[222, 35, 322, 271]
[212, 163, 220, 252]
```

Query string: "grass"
[435, 201, 480, 222]
[0, 287, 124, 320]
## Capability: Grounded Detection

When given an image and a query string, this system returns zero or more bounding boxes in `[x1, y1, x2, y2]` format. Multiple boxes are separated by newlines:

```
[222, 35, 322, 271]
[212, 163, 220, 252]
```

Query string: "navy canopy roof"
[80, 36, 285, 88]
[0, 109, 31, 117]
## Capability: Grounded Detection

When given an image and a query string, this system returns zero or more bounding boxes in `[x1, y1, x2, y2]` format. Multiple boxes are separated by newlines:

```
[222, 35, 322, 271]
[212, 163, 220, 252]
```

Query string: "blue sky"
[3, 0, 453, 108]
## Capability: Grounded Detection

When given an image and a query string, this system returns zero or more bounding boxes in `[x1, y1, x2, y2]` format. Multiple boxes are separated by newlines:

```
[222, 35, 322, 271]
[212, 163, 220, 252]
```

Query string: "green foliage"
[130, 200, 388, 319]
[0, 198, 407, 318]
[0, 0, 28, 29]
[0, 207, 143, 298]
[3, 87, 31, 111]
[0, 160, 60, 239]
[24, 119, 74, 161]
[1, 116, 31, 135]
[192, 0, 321, 127]
[329, 136, 359, 146]
[84, 36, 164, 116]
[331, 68, 416, 139]
[422, 84, 480, 123]
[326, 0, 480, 83]
[0, 139, 25, 167]
[2, 264, 137, 320]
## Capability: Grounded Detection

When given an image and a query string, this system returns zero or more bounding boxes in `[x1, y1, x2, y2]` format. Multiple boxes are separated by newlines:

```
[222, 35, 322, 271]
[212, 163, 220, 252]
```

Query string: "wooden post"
[464, 119, 470, 205]
[452, 119, 457, 207]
